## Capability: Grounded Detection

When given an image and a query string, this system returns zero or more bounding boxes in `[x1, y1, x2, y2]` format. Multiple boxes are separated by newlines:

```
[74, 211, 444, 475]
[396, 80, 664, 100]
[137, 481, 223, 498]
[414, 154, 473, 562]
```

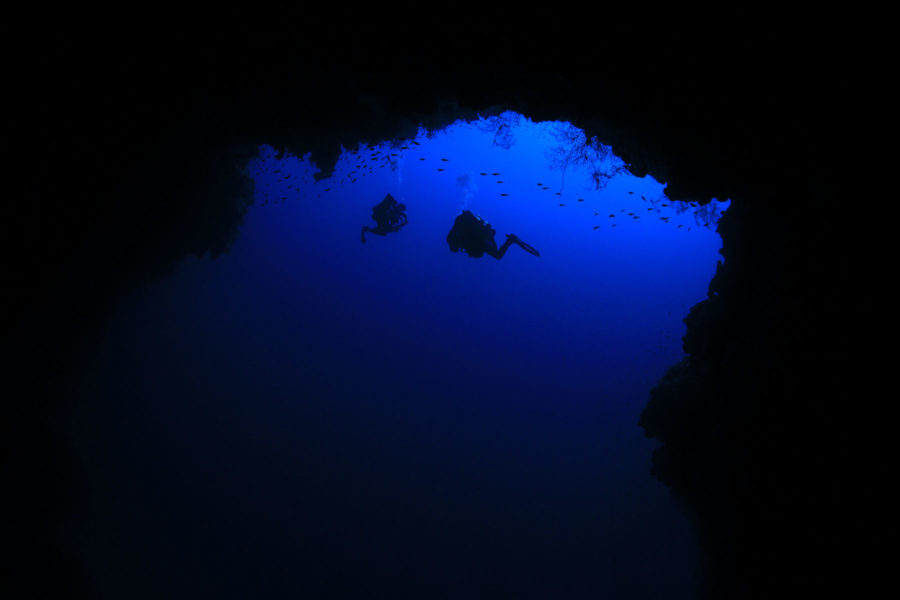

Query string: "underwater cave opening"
[73, 110, 730, 599]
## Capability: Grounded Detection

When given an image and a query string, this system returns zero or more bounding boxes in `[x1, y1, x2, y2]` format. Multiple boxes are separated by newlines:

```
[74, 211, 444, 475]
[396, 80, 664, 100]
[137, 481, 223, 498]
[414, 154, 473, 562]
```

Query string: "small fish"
[661, 203, 668, 207]
[633, 216, 639, 219]
[612, 224, 617, 227]
[420, 157, 426, 160]
[441, 158, 449, 161]
[501, 193, 509, 197]
[437, 168, 444, 171]
[678, 224, 683, 228]
[480, 172, 487, 176]
[497, 180, 503, 183]
[555, 192, 561, 196]
[593, 225, 600, 229]
[577, 198, 584, 202]
[411, 140, 420, 145]
[628, 191, 634, 194]
[391, 153, 398, 156]
[537, 182, 542, 186]
[608, 214, 615, 217]
[559, 203, 565, 206]
[542, 187, 549, 190]
[492, 172, 500, 176]
[641, 195, 646, 201]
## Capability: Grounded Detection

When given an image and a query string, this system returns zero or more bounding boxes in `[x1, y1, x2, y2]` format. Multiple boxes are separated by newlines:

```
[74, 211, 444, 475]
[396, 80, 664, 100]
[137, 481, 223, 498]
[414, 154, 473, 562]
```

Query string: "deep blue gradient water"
[73, 113, 728, 598]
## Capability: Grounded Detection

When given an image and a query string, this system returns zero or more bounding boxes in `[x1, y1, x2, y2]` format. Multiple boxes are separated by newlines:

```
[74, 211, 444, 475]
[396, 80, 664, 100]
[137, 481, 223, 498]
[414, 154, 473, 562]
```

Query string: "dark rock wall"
[5, 7, 865, 598]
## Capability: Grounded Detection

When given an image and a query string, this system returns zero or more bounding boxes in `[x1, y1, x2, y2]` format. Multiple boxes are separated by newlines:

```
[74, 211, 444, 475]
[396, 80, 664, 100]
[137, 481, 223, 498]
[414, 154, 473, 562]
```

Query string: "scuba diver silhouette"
[361, 194, 408, 243]
[446, 210, 540, 259]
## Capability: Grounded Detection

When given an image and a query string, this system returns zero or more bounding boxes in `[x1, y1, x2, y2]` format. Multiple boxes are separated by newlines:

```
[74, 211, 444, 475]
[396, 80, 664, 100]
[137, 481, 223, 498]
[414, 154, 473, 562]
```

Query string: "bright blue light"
[247, 112, 727, 247]
[241, 112, 728, 391]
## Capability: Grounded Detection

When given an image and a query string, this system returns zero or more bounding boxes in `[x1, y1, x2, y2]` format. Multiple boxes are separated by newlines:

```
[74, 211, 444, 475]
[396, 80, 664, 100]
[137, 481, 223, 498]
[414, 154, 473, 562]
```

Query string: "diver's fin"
[514, 238, 540, 256]
[505, 234, 540, 257]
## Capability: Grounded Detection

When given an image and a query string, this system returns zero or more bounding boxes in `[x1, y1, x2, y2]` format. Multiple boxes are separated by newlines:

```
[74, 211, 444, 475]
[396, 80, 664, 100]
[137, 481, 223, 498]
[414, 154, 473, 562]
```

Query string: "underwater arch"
[11, 11, 857, 598]
[68, 111, 731, 598]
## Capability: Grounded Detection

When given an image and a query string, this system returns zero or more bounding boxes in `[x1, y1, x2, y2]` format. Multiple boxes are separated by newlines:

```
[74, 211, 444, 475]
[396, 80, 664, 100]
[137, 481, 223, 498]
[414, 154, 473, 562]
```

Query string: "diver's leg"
[484, 238, 512, 260]
[364, 225, 393, 240]
[489, 235, 515, 259]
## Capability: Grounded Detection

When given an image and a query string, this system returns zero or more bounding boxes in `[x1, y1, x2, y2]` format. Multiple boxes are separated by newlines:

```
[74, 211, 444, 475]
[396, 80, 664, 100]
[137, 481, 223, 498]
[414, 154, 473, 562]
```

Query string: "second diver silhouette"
[446, 210, 540, 259]
[361, 194, 408, 243]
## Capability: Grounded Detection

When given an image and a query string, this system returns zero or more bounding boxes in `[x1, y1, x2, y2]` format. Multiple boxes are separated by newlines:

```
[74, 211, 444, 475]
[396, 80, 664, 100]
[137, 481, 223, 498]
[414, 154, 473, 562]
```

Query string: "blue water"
[74, 113, 727, 598]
